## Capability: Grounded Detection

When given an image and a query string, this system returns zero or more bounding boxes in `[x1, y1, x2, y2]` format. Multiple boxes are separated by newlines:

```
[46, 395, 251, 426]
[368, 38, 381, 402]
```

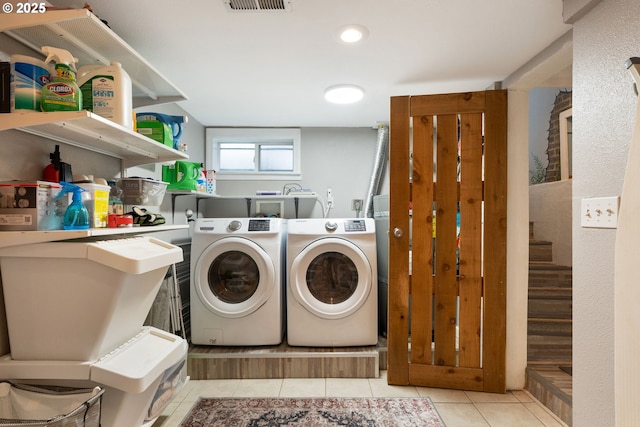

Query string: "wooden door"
[387, 90, 507, 393]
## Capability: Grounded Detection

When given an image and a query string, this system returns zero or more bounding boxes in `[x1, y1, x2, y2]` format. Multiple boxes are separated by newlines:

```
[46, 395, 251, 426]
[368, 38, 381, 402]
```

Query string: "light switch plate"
[581, 196, 620, 228]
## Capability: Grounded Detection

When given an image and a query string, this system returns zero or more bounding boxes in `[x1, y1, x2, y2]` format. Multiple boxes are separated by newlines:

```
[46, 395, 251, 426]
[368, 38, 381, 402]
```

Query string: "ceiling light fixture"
[338, 25, 369, 44]
[324, 85, 364, 104]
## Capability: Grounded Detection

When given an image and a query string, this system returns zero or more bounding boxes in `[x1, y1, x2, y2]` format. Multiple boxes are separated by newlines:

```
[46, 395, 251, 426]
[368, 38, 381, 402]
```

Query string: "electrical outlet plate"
[326, 188, 334, 208]
[581, 196, 620, 228]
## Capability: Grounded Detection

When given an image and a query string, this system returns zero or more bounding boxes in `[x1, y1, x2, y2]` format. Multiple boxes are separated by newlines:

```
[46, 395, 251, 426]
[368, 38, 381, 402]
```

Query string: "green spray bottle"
[41, 46, 82, 112]
[56, 182, 89, 230]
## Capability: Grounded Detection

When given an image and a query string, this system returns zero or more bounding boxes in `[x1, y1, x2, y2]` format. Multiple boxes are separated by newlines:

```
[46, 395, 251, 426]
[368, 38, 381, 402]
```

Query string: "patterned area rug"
[179, 397, 445, 426]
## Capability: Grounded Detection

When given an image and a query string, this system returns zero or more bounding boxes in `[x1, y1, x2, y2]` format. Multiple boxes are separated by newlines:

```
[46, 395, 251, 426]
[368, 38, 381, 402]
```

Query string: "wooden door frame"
[387, 90, 508, 393]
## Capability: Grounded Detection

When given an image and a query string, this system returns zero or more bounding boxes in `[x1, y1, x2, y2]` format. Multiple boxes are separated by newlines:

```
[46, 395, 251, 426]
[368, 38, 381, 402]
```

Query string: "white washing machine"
[190, 217, 286, 346]
[287, 218, 377, 347]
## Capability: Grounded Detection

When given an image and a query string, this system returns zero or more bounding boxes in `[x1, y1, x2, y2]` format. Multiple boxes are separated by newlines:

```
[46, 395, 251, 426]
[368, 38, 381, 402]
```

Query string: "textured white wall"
[529, 180, 572, 267]
[505, 89, 531, 390]
[572, 1, 640, 425]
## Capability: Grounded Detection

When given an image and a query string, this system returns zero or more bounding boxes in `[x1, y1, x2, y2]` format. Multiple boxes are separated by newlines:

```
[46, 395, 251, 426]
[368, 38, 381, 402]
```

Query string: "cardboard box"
[0, 181, 63, 230]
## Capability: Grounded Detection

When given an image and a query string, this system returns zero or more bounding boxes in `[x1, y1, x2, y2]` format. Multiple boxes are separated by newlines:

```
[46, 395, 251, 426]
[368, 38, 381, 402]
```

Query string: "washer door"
[290, 237, 372, 319]
[195, 237, 275, 318]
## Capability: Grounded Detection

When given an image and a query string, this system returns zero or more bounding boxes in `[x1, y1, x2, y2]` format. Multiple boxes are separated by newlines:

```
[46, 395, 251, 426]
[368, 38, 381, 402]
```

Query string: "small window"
[259, 144, 293, 171]
[219, 143, 256, 171]
[206, 128, 301, 180]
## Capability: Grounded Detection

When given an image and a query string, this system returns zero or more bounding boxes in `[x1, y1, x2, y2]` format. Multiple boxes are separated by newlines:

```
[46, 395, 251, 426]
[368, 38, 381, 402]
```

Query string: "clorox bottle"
[78, 61, 133, 129]
[40, 46, 82, 112]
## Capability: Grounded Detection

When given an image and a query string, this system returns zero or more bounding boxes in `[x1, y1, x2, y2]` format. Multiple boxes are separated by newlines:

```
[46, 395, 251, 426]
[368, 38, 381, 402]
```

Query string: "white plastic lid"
[86, 237, 183, 274]
[0, 237, 183, 275]
[91, 327, 187, 394]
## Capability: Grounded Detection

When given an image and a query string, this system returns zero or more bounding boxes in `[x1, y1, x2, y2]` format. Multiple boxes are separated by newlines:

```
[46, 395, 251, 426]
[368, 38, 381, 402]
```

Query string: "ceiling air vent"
[224, 0, 292, 12]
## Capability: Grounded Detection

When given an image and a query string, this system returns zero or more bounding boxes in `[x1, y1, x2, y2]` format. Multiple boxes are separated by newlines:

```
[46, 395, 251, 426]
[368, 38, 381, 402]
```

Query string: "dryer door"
[290, 237, 373, 319]
[195, 237, 275, 318]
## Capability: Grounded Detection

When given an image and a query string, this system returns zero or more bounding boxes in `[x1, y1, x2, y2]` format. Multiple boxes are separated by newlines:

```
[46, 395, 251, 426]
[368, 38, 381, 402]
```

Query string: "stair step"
[528, 335, 573, 362]
[528, 299, 572, 319]
[528, 318, 572, 336]
[529, 263, 572, 288]
[525, 365, 572, 425]
[528, 287, 572, 319]
[529, 240, 553, 263]
[528, 287, 572, 299]
[527, 225, 573, 402]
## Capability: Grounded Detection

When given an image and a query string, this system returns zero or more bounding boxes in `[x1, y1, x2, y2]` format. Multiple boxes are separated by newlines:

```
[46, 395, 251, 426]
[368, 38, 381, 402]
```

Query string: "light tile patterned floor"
[151, 371, 568, 427]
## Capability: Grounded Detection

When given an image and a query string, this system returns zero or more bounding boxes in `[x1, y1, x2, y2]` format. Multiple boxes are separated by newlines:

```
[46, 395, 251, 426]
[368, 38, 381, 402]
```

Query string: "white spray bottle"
[41, 46, 82, 112]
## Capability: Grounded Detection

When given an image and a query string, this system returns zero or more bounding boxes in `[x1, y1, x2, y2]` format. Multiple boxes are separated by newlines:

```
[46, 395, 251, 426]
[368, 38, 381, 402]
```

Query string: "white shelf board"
[0, 111, 189, 166]
[167, 192, 318, 200]
[0, 9, 187, 106]
[167, 190, 220, 198]
[213, 194, 319, 199]
[0, 224, 188, 249]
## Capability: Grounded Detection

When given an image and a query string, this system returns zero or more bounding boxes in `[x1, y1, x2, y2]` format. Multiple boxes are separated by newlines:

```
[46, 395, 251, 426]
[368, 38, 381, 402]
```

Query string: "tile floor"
[151, 371, 568, 427]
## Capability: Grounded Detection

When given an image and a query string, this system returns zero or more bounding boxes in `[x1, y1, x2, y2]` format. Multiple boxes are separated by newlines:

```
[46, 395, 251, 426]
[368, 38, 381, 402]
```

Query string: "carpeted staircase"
[526, 222, 572, 426]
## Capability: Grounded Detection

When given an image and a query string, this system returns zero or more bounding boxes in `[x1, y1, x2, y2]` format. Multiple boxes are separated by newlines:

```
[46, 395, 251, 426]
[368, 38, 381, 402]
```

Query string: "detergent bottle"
[40, 46, 82, 112]
[56, 182, 89, 230]
[136, 112, 188, 151]
[165, 161, 200, 191]
[78, 61, 133, 129]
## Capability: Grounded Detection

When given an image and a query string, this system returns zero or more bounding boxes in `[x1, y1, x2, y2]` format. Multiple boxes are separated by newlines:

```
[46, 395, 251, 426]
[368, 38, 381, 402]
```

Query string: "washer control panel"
[248, 219, 271, 231]
[344, 219, 367, 232]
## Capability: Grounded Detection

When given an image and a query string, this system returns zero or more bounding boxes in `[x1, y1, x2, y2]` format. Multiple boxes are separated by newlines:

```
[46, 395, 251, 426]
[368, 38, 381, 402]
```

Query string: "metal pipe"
[364, 125, 389, 218]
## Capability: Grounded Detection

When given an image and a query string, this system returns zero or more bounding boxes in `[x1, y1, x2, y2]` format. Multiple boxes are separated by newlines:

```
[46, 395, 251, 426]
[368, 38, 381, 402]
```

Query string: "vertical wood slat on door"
[410, 115, 435, 365]
[387, 96, 411, 385]
[458, 113, 484, 368]
[481, 90, 508, 392]
[433, 114, 459, 367]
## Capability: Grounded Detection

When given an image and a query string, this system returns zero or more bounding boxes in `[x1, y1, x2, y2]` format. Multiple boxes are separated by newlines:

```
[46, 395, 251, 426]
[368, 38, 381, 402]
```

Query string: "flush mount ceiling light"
[324, 85, 364, 104]
[338, 25, 369, 44]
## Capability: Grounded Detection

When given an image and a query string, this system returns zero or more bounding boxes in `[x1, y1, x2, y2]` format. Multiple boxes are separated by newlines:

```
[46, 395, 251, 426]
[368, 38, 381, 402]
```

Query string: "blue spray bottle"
[56, 182, 90, 230]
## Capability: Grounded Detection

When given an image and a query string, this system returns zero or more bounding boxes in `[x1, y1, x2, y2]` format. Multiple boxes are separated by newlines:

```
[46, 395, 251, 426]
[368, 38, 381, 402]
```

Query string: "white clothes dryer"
[190, 217, 286, 346]
[287, 218, 377, 347]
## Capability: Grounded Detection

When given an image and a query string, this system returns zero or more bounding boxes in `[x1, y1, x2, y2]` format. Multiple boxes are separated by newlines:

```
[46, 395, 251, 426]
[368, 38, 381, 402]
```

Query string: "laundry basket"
[0, 382, 103, 427]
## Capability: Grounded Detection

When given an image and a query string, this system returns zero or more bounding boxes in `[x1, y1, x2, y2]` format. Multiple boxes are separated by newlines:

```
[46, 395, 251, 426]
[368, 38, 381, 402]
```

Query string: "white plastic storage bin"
[0, 327, 187, 427]
[0, 237, 183, 361]
[0, 383, 103, 427]
[77, 182, 111, 228]
[117, 178, 167, 206]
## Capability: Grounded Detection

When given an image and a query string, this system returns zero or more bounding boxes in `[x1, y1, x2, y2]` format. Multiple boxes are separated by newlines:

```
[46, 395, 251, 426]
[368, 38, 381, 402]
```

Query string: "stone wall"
[545, 90, 572, 182]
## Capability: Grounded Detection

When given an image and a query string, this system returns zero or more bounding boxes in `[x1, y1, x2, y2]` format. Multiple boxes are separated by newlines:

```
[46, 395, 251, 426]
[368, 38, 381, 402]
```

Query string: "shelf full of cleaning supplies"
[0, 224, 188, 249]
[0, 111, 189, 166]
[0, 8, 188, 107]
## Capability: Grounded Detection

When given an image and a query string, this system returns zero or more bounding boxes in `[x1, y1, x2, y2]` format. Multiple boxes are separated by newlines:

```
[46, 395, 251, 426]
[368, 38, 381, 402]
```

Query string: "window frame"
[206, 128, 302, 181]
